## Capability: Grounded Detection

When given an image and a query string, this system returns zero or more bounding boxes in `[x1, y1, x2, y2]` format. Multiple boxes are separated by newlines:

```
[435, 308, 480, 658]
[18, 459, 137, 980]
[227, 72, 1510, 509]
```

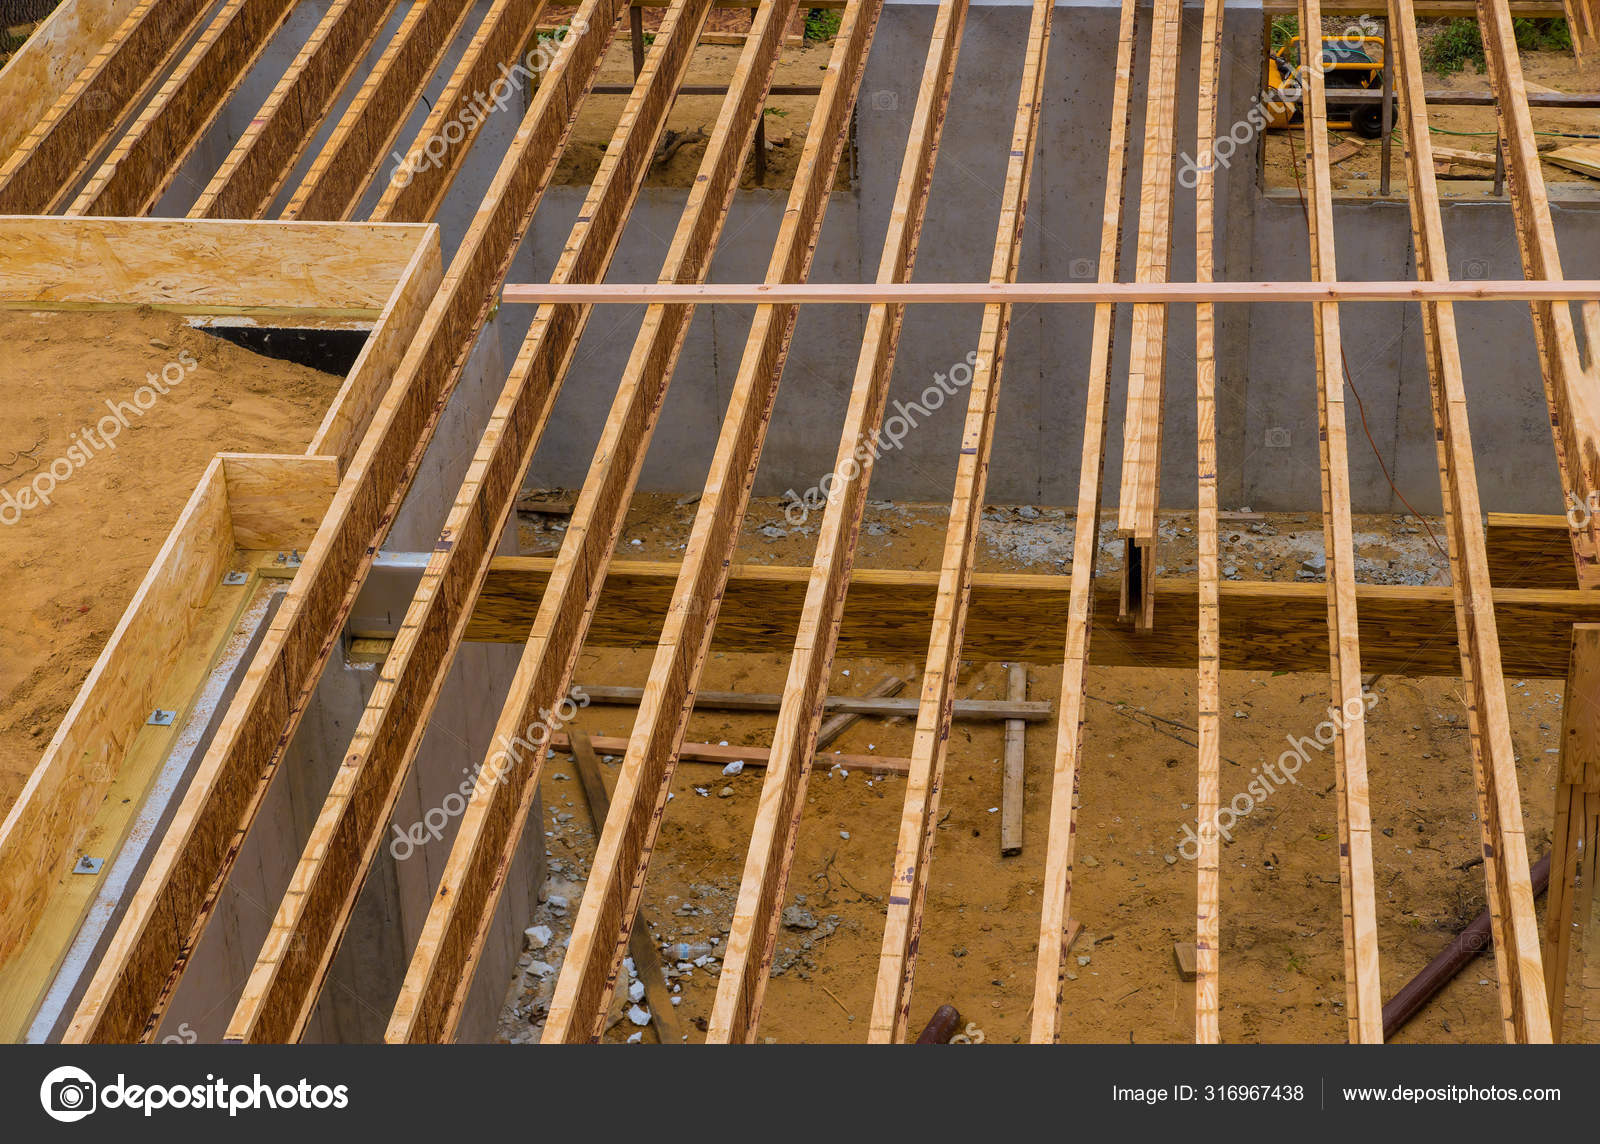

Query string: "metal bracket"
[72, 856, 103, 875]
[222, 571, 249, 586]
[147, 709, 176, 726]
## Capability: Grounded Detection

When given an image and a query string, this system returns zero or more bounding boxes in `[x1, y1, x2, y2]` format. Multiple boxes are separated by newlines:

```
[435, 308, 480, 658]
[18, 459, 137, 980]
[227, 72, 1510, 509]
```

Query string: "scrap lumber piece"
[68, 0, 301, 216]
[63, 0, 620, 1045]
[815, 675, 908, 749]
[577, 682, 1044, 721]
[567, 731, 682, 1045]
[1029, 0, 1138, 1045]
[280, 0, 477, 221]
[225, 0, 719, 1044]
[1392, 0, 1551, 1042]
[1542, 144, 1600, 181]
[1114, 0, 1183, 629]
[371, 0, 554, 223]
[188, 0, 402, 219]
[1476, 0, 1600, 589]
[527, 0, 882, 1046]
[706, 0, 969, 1044]
[1192, 0, 1224, 1046]
[870, 0, 1052, 1044]
[547, 733, 910, 774]
[1544, 626, 1600, 1039]
[1294, 0, 1383, 1043]
[1000, 664, 1027, 857]
[0, 0, 213, 213]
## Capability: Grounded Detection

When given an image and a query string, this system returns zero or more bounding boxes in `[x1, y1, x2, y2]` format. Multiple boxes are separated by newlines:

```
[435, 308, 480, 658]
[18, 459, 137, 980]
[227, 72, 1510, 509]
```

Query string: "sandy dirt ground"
[1264, 39, 1600, 198]
[0, 309, 341, 819]
[497, 493, 1567, 1044]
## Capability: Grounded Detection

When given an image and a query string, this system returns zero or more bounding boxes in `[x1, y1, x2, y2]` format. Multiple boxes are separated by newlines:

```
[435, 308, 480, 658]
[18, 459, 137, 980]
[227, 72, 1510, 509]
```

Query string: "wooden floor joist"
[370, 0, 553, 223]
[1477, 0, 1600, 591]
[188, 0, 401, 219]
[706, 0, 968, 1044]
[1192, 0, 1223, 1046]
[225, 0, 718, 1045]
[68, 0, 300, 216]
[62, 0, 620, 1044]
[870, 0, 1052, 1043]
[1295, 0, 1384, 1042]
[0, 0, 214, 213]
[1114, 0, 1182, 630]
[1546, 626, 1600, 1040]
[279, 0, 478, 221]
[1391, 0, 1550, 1042]
[1028, 0, 1137, 1046]
[525, 0, 881, 1044]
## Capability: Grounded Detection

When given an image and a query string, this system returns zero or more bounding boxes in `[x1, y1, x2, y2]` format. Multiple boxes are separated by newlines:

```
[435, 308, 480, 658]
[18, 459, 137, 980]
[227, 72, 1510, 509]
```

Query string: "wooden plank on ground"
[1000, 664, 1027, 857]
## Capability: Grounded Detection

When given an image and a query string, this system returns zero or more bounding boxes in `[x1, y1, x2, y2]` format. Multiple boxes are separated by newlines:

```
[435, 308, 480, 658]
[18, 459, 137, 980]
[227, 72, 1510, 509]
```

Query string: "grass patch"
[1423, 19, 1485, 74]
[804, 8, 841, 41]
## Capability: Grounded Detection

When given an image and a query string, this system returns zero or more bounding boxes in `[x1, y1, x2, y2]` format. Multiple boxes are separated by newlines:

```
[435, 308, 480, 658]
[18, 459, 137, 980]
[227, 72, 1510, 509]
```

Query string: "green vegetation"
[1423, 19, 1485, 74]
[1514, 16, 1572, 52]
[804, 8, 842, 41]
[1270, 15, 1298, 52]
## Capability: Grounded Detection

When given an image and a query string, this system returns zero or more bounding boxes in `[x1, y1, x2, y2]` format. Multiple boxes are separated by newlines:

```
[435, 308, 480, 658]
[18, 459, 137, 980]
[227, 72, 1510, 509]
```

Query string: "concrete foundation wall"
[514, 0, 1599, 520]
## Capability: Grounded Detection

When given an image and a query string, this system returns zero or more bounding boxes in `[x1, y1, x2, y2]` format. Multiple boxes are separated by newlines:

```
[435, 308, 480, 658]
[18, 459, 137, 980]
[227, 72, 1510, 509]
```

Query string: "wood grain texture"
[871, 0, 1052, 1043]
[706, 0, 966, 1045]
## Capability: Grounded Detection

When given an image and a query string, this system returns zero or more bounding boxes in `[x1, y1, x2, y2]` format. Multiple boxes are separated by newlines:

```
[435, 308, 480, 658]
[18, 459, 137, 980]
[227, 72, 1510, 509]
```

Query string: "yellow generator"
[1265, 36, 1386, 138]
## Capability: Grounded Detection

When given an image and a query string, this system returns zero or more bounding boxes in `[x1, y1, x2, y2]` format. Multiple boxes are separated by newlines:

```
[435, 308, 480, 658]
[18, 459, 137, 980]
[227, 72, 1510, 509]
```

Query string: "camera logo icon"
[40, 1065, 97, 1123]
[1461, 258, 1491, 280]
[869, 89, 898, 111]
[1264, 426, 1291, 448]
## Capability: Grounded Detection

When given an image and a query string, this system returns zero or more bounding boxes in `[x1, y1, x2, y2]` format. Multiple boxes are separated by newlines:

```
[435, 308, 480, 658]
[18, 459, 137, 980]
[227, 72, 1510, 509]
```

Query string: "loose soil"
[0, 308, 341, 819]
[499, 493, 1566, 1044]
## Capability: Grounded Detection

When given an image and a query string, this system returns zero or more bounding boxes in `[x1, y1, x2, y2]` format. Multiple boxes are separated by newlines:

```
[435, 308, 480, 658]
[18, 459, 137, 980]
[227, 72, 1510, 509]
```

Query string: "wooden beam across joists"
[707, 0, 968, 1045]
[1029, 0, 1137, 1045]
[520, 0, 881, 1045]
[62, 0, 622, 1044]
[1295, 0, 1384, 1041]
[224, 0, 744, 1045]
[188, 0, 402, 219]
[446, 556, 1600, 678]
[871, 0, 1052, 1044]
[1115, 0, 1182, 631]
[1390, 0, 1550, 1042]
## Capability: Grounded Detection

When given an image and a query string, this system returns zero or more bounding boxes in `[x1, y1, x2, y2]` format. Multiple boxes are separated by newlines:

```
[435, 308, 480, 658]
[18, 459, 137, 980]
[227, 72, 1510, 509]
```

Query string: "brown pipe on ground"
[916, 1005, 963, 1044]
[1381, 853, 1551, 1040]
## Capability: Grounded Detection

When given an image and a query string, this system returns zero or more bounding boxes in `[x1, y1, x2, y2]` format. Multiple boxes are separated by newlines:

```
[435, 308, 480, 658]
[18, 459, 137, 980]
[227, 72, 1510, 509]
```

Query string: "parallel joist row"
[64, 0, 629, 1042]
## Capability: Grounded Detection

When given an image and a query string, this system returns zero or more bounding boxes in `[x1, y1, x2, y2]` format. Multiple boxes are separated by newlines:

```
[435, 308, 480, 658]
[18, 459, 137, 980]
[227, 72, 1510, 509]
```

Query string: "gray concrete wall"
[514, 0, 1598, 521]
